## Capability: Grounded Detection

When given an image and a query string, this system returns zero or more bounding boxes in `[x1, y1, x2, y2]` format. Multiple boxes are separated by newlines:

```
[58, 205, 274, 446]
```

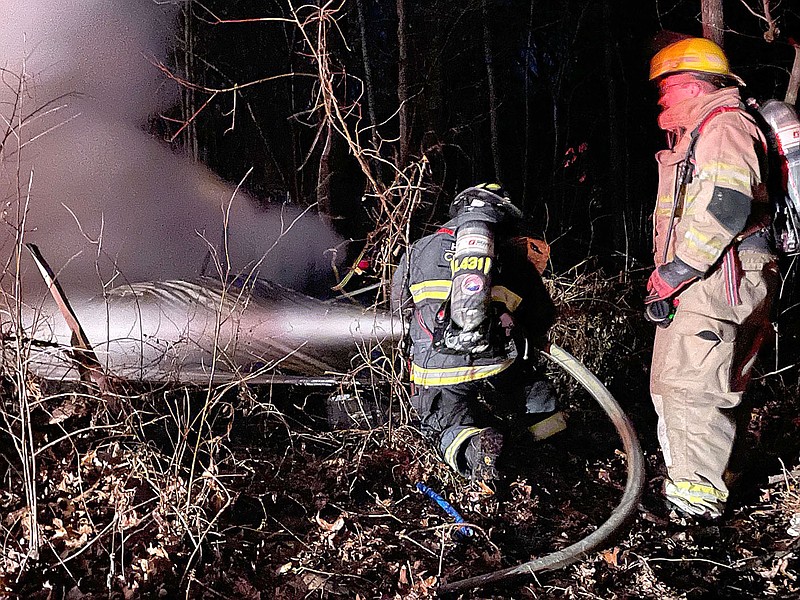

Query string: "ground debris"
[2, 319, 800, 599]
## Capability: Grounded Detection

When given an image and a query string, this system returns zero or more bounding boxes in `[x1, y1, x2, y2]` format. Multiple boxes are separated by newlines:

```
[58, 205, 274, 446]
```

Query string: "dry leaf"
[147, 544, 169, 559]
[398, 564, 409, 586]
[48, 399, 78, 424]
[302, 572, 327, 591]
[601, 547, 620, 567]
[315, 513, 345, 533]
[476, 481, 495, 495]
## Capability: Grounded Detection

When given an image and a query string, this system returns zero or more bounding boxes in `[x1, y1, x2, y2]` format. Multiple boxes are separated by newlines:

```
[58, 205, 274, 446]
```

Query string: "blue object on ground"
[415, 482, 474, 540]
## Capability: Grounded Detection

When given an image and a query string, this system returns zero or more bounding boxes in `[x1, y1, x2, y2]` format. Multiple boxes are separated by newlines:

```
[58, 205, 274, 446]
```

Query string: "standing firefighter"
[391, 183, 565, 483]
[646, 37, 779, 519]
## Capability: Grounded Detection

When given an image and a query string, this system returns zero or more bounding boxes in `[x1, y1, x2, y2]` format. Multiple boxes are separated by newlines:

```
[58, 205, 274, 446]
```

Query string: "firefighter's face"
[657, 74, 702, 110]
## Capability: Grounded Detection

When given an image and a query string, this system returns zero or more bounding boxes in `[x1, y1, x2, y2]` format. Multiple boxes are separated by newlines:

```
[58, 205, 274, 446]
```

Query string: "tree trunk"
[701, 0, 724, 47]
[482, 0, 502, 183]
[356, 0, 380, 151]
[181, 3, 199, 162]
[397, 0, 409, 168]
[522, 1, 534, 207]
[603, 0, 632, 270]
[317, 122, 334, 226]
[785, 44, 800, 106]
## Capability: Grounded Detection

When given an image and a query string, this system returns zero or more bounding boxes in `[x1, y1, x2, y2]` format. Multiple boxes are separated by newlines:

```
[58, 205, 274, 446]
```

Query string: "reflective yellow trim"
[409, 279, 452, 302]
[491, 286, 522, 312]
[655, 194, 677, 217]
[683, 227, 724, 260]
[667, 479, 728, 502]
[444, 427, 482, 471]
[697, 162, 751, 192]
[409, 280, 521, 310]
[528, 412, 568, 441]
[410, 360, 514, 386]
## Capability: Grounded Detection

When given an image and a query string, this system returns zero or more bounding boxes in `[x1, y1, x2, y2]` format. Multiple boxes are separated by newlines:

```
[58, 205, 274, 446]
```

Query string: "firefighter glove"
[645, 258, 702, 304]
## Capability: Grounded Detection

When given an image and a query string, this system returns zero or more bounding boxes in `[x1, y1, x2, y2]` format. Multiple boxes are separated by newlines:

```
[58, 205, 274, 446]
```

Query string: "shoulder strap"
[684, 106, 747, 173]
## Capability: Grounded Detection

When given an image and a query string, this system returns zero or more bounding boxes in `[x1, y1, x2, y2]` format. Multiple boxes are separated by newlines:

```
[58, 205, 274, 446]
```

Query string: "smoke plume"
[0, 0, 341, 302]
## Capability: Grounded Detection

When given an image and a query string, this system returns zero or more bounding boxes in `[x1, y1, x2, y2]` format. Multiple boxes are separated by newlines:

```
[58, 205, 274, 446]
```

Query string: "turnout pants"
[412, 361, 556, 473]
[650, 255, 778, 510]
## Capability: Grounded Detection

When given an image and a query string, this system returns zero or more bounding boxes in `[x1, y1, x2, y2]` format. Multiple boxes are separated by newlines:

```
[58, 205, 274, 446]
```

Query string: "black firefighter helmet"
[449, 183, 524, 226]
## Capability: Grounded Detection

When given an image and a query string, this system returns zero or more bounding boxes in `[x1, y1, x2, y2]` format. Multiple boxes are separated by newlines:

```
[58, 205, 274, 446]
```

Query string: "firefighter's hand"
[645, 258, 702, 304]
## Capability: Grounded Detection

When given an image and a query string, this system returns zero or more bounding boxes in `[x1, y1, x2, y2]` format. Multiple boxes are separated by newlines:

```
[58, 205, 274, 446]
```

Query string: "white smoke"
[0, 0, 341, 301]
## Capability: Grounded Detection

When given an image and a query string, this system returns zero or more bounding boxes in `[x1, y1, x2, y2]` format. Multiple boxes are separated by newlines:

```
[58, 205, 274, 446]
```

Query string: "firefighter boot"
[464, 428, 504, 482]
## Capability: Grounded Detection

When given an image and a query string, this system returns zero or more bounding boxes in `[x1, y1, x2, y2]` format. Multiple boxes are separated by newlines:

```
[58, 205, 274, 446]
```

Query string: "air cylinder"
[758, 100, 800, 253]
[449, 220, 494, 335]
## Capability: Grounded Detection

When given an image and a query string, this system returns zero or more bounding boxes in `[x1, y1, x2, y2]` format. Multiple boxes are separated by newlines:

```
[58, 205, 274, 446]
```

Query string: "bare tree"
[482, 0, 502, 183]
[522, 1, 534, 205]
[701, 0, 724, 46]
[734, 0, 798, 103]
[317, 122, 334, 227]
[786, 43, 800, 105]
[356, 0, 380, 151]
[179, 2, 200, 162]
[397, 0, 410, 168]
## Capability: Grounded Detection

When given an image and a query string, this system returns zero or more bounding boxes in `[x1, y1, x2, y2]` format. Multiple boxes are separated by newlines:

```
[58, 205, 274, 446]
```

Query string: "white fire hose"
[438, 342, 646, 596]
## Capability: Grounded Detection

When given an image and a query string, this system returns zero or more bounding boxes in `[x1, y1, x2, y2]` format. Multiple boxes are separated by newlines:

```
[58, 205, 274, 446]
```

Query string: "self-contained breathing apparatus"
[754, 99, 800, 255]
[436, 184, 523, 354]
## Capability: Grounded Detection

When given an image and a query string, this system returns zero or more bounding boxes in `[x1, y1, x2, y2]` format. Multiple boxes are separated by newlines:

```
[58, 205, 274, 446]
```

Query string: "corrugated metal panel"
[16, 277, 402, 384]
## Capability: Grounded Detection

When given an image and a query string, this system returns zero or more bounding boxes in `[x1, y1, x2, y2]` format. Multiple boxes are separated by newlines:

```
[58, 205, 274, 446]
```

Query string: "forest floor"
[2, 271, 800, 599]
[3, 361, 800, 599]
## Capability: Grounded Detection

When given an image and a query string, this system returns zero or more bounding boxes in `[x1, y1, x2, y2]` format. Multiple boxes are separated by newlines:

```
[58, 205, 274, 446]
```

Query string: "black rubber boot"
[464, 428, 504, 482]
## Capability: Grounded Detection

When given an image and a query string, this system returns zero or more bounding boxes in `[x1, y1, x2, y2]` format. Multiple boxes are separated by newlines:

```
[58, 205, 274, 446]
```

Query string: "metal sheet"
[13, 277, 402, 384]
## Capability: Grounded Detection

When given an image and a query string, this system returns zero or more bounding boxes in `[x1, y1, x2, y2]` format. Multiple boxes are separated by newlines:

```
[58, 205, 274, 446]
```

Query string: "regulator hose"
[437, 342, 646, 596]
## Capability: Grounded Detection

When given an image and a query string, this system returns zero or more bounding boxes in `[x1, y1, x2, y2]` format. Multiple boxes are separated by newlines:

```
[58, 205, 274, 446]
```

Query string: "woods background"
[161, 0, 799, 274]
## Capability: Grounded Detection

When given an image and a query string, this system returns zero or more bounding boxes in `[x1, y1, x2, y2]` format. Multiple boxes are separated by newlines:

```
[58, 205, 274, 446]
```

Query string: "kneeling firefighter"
[391, 183, 566, 483]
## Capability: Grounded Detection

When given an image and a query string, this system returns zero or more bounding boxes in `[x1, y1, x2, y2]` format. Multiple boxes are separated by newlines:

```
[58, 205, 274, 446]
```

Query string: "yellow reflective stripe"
[698, 162, 751, 192]
[655, 194, 678, 217]
[683, 227, 724, 260]
[410, 360, 514, 386]
[491, 286, 522, 312]
[443, 426, 482, 471]
[409, 280, 521, 309]
[409, 279, 451, 302]
[667, 479, 728, 502]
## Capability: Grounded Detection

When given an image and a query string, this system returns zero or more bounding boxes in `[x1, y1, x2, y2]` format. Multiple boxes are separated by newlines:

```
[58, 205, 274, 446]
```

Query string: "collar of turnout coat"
[657, 86, 741, 134]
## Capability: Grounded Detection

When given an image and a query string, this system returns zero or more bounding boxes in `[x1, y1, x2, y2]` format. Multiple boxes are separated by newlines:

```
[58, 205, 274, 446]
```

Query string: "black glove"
[645, 257, 703, 304]
[442, 323, 490, 354]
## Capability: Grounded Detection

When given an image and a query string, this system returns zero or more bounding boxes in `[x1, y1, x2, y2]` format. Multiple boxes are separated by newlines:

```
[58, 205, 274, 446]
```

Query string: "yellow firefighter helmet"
[649, 37, 744, 85]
